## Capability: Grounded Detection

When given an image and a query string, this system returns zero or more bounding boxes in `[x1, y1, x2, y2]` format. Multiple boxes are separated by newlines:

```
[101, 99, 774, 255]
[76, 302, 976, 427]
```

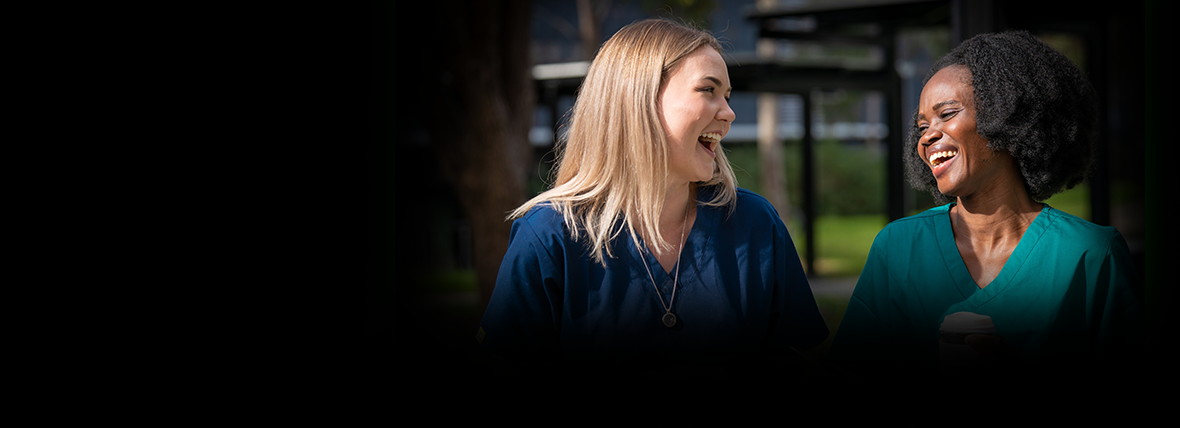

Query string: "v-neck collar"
[627, 187, 720, 297]
[937, 202, 1053, 305]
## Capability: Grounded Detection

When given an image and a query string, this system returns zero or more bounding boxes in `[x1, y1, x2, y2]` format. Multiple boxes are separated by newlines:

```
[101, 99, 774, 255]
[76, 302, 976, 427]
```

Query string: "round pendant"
[662, 312, 677, 328]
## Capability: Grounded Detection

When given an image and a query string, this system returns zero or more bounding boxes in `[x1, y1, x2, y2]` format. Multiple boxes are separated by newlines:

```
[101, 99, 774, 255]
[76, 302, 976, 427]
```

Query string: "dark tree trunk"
[426, 1, 535, 310]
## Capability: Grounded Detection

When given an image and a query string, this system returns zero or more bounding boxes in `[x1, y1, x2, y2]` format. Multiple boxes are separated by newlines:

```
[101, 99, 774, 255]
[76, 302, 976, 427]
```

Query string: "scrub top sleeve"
[1095, 231, 1143, 360]
[828, 227, 895, 364]
[476, 216, 563, 359]
[773, 215, 829, 351]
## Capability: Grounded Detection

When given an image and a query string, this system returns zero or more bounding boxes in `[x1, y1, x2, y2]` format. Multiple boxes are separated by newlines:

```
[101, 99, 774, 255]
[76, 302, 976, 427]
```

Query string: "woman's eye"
[699, 86, 730, 102]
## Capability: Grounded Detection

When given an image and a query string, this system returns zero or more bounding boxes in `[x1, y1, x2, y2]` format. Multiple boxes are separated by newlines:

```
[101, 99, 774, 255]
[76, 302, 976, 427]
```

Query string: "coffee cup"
[939, 312, 997, 377]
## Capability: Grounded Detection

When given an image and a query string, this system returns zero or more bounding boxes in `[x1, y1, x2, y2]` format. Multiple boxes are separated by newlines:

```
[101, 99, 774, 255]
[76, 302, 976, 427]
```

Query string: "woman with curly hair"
[829, 31, 1140, 380]
[476, 19, 828, 380]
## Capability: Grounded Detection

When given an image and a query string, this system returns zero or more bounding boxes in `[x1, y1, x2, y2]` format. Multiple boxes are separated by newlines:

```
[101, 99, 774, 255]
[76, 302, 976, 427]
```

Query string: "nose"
[920, 126, 942, 146]
[717, 99, 735, 123]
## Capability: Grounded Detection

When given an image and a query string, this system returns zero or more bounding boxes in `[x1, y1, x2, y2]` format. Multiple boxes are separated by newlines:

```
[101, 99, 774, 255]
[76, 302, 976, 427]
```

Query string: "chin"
[695, 168, 714, 183]
[936, 186, 962, 200]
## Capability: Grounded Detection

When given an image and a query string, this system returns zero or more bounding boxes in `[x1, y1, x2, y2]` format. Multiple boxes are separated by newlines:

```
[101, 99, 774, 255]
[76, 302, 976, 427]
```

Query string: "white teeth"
[929, 150, 957, 165]
[699, 132, 722, 143]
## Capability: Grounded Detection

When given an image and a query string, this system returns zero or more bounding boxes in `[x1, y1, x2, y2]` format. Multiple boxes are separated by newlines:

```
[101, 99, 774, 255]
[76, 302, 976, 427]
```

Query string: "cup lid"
[939, 311, 996, 334]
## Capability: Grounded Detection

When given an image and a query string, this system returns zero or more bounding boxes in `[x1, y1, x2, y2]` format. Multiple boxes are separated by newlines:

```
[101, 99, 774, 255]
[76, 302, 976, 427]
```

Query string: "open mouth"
[699, 132, 721, 156]
[928, 150, 957, 167]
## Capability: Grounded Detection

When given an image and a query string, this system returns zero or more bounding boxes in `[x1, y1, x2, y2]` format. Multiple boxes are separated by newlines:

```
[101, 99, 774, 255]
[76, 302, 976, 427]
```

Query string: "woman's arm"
[476, 215, 565, 372]
[772, 216, 829, 351]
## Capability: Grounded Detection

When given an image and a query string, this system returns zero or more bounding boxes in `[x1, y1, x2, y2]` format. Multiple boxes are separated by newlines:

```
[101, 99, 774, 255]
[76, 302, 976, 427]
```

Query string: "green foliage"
[726, 142, 885, 277]
[724, 139, 885, 216]
[814, 140, 885, 216]
[1043, 182, 1090, 220]
[720, 144, 767, 194]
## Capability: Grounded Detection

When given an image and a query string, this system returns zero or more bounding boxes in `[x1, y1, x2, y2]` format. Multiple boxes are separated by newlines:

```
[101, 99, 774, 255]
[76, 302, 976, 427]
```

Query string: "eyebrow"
[918, 99, 962, 120]
[932, 100, 961, 110]
[702, 76, 731, 93]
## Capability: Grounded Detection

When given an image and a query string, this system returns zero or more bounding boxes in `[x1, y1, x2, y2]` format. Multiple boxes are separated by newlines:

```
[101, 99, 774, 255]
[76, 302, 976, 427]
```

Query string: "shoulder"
[517, 202, 563, 227]
[701, 187, 787, 245]
[501, 203, 580, 270]
[1040, 205, 1120, 240]
[858, 204, 950, 264]
[888, 204, 950, 227]
[519, 202, 568, 229]
[728, 187, 781, 221]
[1037, 205, 1126, 254]
[734, 187, 772, 205]
[873, 203, 950, 239]
[510, 202, 571, 243]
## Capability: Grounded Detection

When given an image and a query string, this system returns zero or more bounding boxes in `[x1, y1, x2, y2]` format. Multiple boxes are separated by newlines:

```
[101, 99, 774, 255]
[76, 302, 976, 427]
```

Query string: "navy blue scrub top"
[477, 186, 829, 371]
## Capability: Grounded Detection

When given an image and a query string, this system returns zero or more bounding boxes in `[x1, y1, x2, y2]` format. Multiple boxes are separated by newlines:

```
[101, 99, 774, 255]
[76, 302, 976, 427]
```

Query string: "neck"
[952, 187, 1041, 246]
[949, 153, 1043, 241]
[641, 182, 695, 260]
[660, 182, 694, 227]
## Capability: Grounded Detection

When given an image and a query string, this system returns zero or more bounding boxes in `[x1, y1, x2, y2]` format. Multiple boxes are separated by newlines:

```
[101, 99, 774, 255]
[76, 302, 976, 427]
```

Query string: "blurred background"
[380, 0, 1155, 379]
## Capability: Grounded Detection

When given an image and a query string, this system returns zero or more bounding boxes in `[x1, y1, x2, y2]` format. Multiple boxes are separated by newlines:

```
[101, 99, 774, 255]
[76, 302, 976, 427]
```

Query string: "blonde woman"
[477, 19, 827, 379]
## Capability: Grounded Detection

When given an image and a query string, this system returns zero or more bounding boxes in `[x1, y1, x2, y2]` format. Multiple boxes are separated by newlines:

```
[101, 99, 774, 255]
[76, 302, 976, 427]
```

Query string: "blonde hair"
[510, 19, 738, 265]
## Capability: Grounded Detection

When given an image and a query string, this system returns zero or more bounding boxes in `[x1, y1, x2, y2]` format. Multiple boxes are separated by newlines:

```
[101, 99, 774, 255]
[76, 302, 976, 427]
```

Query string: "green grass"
[812, 214, 886, 277]
[786, 214, 884, 278]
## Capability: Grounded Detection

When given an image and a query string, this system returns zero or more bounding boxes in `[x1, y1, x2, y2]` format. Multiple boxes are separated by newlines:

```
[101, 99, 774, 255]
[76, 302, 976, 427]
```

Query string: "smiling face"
[659, 46, 735, 185]
[916, 66, 1017, 199]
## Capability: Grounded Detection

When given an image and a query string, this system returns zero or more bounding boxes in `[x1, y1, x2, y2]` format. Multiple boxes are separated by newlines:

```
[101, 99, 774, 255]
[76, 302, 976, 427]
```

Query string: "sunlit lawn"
[788, 214, 885, 278]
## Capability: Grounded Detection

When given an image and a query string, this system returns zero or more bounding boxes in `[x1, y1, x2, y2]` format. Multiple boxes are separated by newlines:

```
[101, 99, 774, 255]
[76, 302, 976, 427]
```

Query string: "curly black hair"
[904, 31, 1099, 204]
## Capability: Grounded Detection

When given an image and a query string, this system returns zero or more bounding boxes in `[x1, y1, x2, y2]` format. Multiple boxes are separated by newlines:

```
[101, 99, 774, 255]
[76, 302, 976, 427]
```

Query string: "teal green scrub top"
[829, 203, 1141, 378]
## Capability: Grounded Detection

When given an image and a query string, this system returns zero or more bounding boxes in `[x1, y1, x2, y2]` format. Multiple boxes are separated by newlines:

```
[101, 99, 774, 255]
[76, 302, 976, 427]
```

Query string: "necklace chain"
[639, 204, 689, 327]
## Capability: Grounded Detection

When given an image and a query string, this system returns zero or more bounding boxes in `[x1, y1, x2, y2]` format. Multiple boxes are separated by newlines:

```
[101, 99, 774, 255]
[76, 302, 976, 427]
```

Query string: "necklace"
[639, 205, 689, 328]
